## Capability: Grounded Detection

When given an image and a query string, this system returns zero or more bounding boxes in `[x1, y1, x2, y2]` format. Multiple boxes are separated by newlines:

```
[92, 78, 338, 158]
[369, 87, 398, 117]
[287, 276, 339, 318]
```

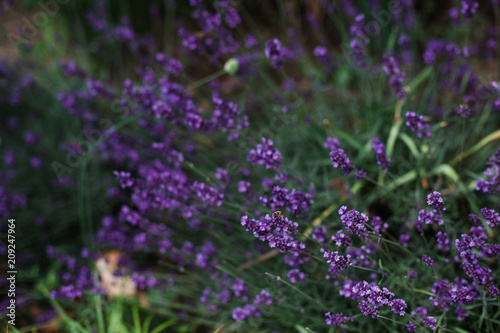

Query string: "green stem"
[449, 129, 500, 166]
[186, 69, 227, 91]
[386, 99, 404, 158]
[413, 288, 436, 297]
[265, 272, 326, 309]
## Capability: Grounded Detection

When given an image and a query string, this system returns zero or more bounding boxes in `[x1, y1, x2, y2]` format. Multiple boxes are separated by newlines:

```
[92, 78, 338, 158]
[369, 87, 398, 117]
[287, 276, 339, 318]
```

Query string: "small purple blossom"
[114, 171, 134, 189]
[461, 0, 479, 19]
[406, 322, 417, 332]
[480, 208, 500, 227]
[332, 230, 351, 247]
[237, 181, 252, 194]
[330, 149, 355, 176]
[390, 299, 407, 316]
[247, 137, 282, 169]
[323, 250, 352, 271]
[372, 137, 390, 171]
[405, 111, 431, 138]
[338, 206, 369, 238]
[382, 55, 406, 99]
[436, 231, 450, 251]
[324, 312, 353, 327]
[264, 38, 293, 68]
[312, 227, 328, 244]
[422, 255, 434, 267]
[423, 316, 437, 330]
[254, 290, 272, 306]
[427, 191, 446, 212]
[407, 270, 418, 279]
[323, 137, 340, 151]
[287, 269, 306, 284]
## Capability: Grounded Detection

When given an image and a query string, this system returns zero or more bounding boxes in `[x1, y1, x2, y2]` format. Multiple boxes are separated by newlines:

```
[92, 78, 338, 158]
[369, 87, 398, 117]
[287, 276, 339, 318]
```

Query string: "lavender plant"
[1, 1, 500, 332]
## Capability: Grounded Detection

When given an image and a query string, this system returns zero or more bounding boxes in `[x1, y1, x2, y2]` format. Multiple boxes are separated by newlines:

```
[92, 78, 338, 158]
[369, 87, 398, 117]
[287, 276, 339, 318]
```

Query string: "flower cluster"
[371, 136, 390, 171]
[348, 281, 407, 318]
[241, 213, 305, 255]
[405, 111, 431, 138]
[455, 234, 500, 296]
[461, 0, 479, 19]
[382, 55, 406, 99]
[259, 185, 314, 217]
[475, 149, 500, 194]
[324, 312, 353, 327]
[323, 250, 352, 272]
[329, 149, 355, 176]
[314, 46, 336, 75]
[338, 206, 369, 238]
[427, 191, 446, 212]
[264, 38, 293, 69]
[247, 137, 282, 169]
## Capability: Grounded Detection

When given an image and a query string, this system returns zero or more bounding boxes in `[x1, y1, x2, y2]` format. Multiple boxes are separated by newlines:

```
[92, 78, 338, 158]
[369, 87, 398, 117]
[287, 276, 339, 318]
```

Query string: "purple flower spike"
[372, 137, 390, 171]
[114, 171, 134, 189]
[461, 0, 478, 19]
[265, 38, 293, 69]
[422, 255, 434, 267]
[382, 55, 406, 99]
[325, 312, 353, 327]
[427, 191, 446, 212]
[480, 208, 500, 227]
[247, 137, 282, 169]
[405, 111, 431, 138]
[406, 322, 416, 332]
[324, 137, 340, 151]
[330, 149, 355, 176]
[323, 251, 352, 271]
[338, 206, 369, 238]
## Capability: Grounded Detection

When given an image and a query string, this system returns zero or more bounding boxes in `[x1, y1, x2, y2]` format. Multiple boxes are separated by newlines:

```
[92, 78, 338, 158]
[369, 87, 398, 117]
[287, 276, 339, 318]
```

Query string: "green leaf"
[213, 325, 225, 333]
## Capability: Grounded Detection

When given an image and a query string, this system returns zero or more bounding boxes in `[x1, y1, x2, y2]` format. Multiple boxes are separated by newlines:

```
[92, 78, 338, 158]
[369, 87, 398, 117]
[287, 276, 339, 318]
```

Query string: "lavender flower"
[461, 0, 479, 19]
[324, 312, 353, 327]
[247, 137, 282, 169]
[422, 255, 434, 267]
[287, 269, 306, 283]
[480, 208, 500, 227]
[436, 231, 450, 251]
[382, 55, 406, 99]
[349, 281, 400, 319]
[423, 316, 437, 330]
[312, 227, 328, 244]
[254, 290, 272, 306]
[232, 304, 260, 321]
[405, 111, 431, 138]
[264, 38, 291, 69]
[259, 185, 314, 217]
[371, 137, 390, 171]
[113, 171, 134, 189]
[332, 230, 351, 247]
[314, 46, 336, 74]
[427, 191, 446, 212]
[237, 181, 252, 194]
[338, 206, 369, 238]
[241, 214, 304, 255]
[330, 149, 355, 176]
[323, 136, 340, 151]
[475, 149, 500, 194]
[390, 299, 407, 316]
[406, 322, 416, 332]
[407, 270, 418, 279]
[323, 251, 352, 271]
[347, 14, 369, 68]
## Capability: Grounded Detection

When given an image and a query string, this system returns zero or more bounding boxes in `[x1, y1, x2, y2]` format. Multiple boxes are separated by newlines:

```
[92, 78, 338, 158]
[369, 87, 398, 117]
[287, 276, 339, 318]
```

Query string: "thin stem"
[186, 69, 227, 91]
[449, 129, 500, 166]
[265, 272, 327, 309]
